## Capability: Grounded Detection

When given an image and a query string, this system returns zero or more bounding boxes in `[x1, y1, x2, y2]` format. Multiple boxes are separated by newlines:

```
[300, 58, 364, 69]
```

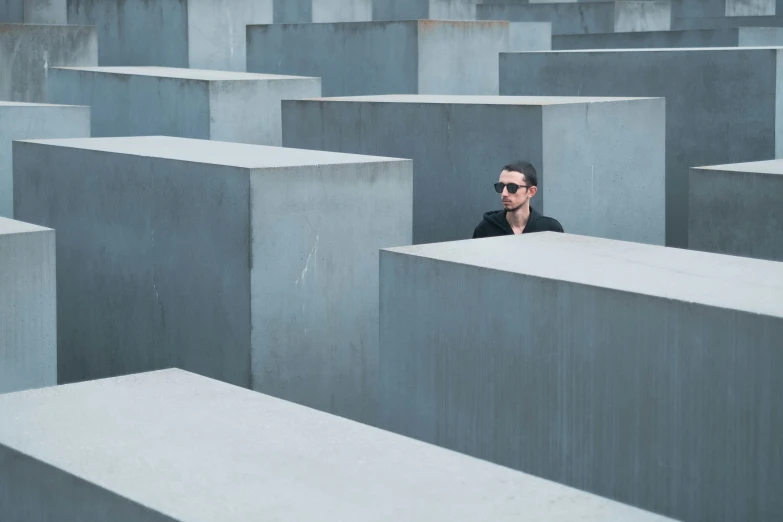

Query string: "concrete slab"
[689, 160, 783, 261]
[47, 67, 320, 146]
[477, 1, 671, 35]
[0, 24, 97, 103]
[373, 0, 479, 20]
[274, 0, 372, 22]
[380, 232, 783, 522]
[0, 102, 90, 218]
[66, 0, 273, 71]
[673, 15, 783, 29]
[13, 136, 411, 424]
[283, 95, 665, 245]
[671, 0, 775, 18]
[0, 217, 55, 394]
[246, 20, 545, 96]
[554, 27, 783, 49]
[0, 369, 676, 522]
[0, 0, 66, 23]
[500, 47, 783, 248]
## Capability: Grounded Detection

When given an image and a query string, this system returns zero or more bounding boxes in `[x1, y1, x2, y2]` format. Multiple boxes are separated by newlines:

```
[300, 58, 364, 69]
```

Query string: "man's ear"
[529, 186, 538, 198]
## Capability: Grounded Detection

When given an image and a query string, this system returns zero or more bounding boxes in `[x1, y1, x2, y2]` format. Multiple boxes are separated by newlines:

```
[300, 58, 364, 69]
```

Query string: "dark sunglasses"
[494, 182, 530, 195]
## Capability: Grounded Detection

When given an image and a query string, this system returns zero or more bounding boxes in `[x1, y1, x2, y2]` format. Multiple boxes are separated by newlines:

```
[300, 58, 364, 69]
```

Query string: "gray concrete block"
[0, 217, 55, 394]
[12, 136, 412, 424]
[373, 0, 479, 20]
[283, 95, 665, 245]
[689, 160, 783, 261]
[672, 15, 783, 29]
[0, 369, 677, 522]
[477, 1, 671, 34]
[47, 67, 320, 146]
[0, 24, 97, 103]
[380, 232, 783, 522]
[500, 47, 783, 248]
[67, 0, 272, 71]
[0, 0, 66, 23]
[274, 0, 372, 22]
[0, 102, 90, 218]
[553, 27, 783, 49]
[246, 20, 535, 96]
[671, 0, 775, 18]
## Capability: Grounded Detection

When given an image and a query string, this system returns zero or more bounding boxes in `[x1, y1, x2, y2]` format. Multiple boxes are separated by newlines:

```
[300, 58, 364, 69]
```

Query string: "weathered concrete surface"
[0, 0, 66, 23]
[0, 102, 90, 218]
[0, 24, 97, 102]
[689, 160, 783, 261]
[274, 0, 372, 22]
[500, 47, 783, 248]
[67, 0, 273, 71]
[673, 15, 783, 29]
[477, 1, 671, 34]
[283, 95, 665, 245]
[669, 0, 775, 18]
[47, 67, 320, 146]
[0, 217, 55, 394]
[13, 136, 411, 424]
[554, 27, 783, 49]
[247, 20, 542, 96]
[380, 232, 783, 522]
[373, 0, 479, 20]
[0, 369, 676, 522]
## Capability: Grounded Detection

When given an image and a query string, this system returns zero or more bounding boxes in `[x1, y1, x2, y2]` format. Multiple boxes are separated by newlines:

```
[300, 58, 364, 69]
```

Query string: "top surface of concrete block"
[22, 136, 404, 168]
[529, 45, 783, 53]
[694, 158, 783, 175]
[321, 94, 657, 104]
[386, 233, 783, 318]
[0, 101, 85, 108]
[0, 216, 50, 235]
[0, 369, 676, 522]
[53, 66, 318, 82]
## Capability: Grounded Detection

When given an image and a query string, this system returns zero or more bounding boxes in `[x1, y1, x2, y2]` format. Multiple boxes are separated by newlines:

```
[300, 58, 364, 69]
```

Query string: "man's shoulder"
[473, 211, 507, 238]
[532, 214, 564, 233]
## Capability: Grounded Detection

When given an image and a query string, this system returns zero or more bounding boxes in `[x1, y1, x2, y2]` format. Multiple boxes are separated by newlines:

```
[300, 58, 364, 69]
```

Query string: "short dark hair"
[502, 161, 538, 187]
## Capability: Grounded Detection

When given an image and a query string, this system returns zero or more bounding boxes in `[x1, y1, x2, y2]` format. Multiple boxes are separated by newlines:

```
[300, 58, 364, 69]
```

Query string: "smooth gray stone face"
[13, 136, 412, 424]
[0, 24, 97, 102]
[380, 232, 783, 522]
[689, 160, 783, 261]
[477, 1, 671, 35]
[0, 102, 90, 218]
[672, 15, 783, 29]
[553, 27, 783, 49]
[0, 369, 676, 522]
[47, 67, 321, 146]
[0, 0, 66, 23]
[283, 95, 665, 245]
[274, 0, 372, 22]
[0, 217, 55, 394]
[500, 47, 783, 248]
[67, 0, 272, 71]
[670, 0, 775, 18]
[373, 0, 479, 20]
[247, 20, 530, 96]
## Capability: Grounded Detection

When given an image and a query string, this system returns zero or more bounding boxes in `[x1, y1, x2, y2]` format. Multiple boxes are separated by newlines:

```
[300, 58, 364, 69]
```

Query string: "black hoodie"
[472, 207, 564, 239]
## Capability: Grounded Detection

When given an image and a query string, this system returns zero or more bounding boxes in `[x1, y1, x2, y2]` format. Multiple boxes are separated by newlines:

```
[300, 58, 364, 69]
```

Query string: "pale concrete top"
[0, 101, 87, 108]
[311, 94, 659, 105]
[512, 46, 783, 53]
[248, 19, 509, 27]
[52, 66, 319, 82]
[19, 136, 407, 169]
[693, 159, 783, 176]
[0, 216, 51, 235]
[0, 369, 676, 522]
[384, 232, 783, 318]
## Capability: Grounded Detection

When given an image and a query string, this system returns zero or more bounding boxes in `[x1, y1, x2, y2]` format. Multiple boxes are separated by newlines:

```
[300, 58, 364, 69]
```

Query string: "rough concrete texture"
[554, 27, 783, 49]
[380, 232, 783, 522]
[283, 95, 665, 245]
[0, 217, 55, 394]
[668, 0, 775, 18]
[673, 15, 783, 29]
[13, 136, 412, 424]
[67, 0, 273, 71]
[47, 67, 320, 146]
[274, 0, 372, 22]
[0, 369, 677, 522]
[689, 160, 783, 261]
[477, 1, 671, 35]
[247, 20, 546, 96]
[500, 47, 783, 249]
[373, 0, 479, 20]
[0, 0, 66, 23]
[0, 102, 90, 218]
[0, 24, 97, 103]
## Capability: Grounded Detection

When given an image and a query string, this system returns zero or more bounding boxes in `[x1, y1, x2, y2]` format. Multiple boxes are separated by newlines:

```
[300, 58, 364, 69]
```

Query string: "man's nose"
[502, 187, 509, 196]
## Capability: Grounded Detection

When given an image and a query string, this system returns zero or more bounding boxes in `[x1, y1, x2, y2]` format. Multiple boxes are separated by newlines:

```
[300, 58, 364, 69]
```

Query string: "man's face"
[498, 170, 535, 211]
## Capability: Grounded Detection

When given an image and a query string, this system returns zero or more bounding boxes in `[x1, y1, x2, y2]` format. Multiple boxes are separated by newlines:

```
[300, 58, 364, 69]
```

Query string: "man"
[473, 161, 564, 238]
